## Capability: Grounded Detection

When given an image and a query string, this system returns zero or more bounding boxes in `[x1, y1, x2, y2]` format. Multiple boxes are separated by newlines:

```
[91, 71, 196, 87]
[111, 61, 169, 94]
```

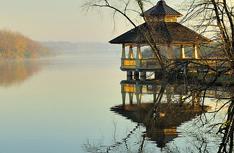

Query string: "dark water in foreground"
[0, 45, 229, 153]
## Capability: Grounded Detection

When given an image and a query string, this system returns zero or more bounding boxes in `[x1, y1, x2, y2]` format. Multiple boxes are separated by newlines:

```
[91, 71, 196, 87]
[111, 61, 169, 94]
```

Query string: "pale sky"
[0, 0, 183, 42]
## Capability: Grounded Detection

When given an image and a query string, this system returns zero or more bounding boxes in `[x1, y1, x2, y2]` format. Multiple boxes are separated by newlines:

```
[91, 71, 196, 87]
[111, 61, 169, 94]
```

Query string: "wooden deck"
[121, 58, 161, 71]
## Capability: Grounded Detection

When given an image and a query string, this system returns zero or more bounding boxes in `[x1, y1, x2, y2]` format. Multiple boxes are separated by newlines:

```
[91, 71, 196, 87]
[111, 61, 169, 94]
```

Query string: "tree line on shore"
[0, 30, 49, 59]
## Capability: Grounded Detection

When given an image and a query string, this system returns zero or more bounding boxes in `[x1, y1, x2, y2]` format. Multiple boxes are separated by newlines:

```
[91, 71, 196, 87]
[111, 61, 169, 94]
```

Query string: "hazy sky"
[0, 0, 181, 42]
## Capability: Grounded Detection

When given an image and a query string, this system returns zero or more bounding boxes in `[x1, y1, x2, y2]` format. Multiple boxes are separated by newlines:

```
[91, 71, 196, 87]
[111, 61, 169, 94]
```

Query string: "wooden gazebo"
[109, 0, 211, 79]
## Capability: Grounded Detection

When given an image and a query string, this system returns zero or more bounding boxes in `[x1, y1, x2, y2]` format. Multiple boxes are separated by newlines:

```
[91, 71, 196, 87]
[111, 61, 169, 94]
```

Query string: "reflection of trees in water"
[0, 60, 41, 87]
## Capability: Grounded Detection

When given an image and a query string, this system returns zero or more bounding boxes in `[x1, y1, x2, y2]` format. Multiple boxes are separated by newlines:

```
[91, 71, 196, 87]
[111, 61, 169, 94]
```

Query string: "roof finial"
[158, 0, 166, 5]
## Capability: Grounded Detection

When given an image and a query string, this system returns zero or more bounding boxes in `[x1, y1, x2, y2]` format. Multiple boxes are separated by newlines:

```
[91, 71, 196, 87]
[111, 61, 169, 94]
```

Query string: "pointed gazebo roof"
[143, 0, 182, 17]
[109, 0, 211, 45]
[109, 22, 211, 44]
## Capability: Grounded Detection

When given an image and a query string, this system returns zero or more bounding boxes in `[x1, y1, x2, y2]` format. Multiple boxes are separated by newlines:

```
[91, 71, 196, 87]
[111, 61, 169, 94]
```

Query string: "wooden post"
[193, 45, 200, 59]
[122, 44, 126, 59]
[136, 44, 142, 59]
[129, 45, 134, 59]
[136, 45, 142, 68]
[180, 45, 186, 59]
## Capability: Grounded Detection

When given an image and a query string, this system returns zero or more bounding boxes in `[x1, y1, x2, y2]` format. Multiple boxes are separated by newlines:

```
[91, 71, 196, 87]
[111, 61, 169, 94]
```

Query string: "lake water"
[0, 44, 229, 153]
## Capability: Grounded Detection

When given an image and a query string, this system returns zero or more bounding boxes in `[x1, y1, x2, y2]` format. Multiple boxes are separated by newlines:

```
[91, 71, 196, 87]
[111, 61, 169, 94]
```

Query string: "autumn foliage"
[0, 30, 49, 59]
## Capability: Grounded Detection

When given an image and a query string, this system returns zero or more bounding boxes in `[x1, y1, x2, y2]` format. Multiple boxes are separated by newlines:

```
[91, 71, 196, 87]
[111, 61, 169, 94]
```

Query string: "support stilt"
[122, 92, 126, 108]
[134, 71, 140, 80]
[129, 93, 133, 105]
[140, 72, 147, 80]
[127, 71, 133, 80]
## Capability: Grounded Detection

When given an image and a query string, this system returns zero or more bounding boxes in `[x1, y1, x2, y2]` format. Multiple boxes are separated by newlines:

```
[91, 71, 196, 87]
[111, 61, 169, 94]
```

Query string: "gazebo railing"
[121, 58, 230, 70]
[121, 58, 161, 70]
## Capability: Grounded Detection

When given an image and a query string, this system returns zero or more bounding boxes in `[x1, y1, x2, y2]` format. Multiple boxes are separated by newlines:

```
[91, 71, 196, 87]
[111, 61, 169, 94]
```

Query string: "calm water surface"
[0, 45, 227, 153]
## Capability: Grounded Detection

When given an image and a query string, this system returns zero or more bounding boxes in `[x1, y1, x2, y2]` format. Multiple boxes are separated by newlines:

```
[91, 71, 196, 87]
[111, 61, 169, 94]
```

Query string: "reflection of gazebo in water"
[111, 79, 231, 148]
[111, 103, 207, 148]
[120, 80, 231, 107]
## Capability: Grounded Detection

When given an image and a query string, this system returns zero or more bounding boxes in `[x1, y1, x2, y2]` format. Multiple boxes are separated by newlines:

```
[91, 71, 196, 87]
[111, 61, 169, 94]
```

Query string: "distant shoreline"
[0, 30, 49, 59]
